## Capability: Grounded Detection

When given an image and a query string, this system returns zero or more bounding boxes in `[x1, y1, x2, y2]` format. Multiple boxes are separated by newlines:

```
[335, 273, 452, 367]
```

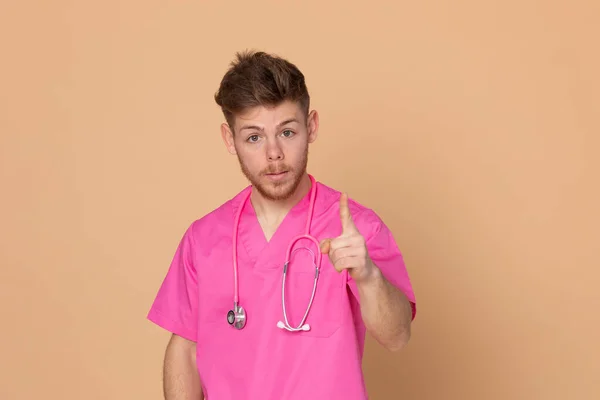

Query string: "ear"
[307, 109, 319, 143]
[220, 123, 237, 155]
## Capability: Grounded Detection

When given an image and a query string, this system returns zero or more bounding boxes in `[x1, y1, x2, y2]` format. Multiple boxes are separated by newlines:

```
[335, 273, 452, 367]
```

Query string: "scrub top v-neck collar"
[237, 181, 315, 272]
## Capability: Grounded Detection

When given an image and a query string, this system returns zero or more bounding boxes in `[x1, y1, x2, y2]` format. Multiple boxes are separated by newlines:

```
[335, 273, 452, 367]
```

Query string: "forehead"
[234, 100, 305, 131]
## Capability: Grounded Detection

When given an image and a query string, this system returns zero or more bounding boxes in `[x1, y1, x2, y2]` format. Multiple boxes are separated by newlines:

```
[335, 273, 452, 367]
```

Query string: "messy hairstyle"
[214, 50, 310, 131]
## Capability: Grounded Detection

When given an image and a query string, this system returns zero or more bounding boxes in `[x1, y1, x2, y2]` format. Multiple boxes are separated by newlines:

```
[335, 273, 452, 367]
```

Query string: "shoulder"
[315, 179, 385, 240]
[182, 184, 252, 243]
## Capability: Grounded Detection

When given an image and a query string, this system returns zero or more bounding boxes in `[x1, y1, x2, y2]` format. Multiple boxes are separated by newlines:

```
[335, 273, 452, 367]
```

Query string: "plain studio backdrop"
[1, 1, 598, 399]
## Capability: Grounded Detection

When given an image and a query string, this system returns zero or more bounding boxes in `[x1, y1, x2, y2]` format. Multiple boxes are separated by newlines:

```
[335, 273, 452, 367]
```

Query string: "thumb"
[319, 238, 332, 254]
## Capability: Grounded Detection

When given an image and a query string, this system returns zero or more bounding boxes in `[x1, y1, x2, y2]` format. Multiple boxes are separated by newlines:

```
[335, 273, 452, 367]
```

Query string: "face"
[221, 100, 319, 201]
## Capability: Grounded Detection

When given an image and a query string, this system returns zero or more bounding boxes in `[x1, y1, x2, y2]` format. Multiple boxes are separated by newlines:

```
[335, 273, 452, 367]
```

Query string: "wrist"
[356, 261, 383, 288]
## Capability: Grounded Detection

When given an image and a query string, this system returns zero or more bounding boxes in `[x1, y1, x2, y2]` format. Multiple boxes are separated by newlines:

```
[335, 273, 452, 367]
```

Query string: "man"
[147, 50, 417, 399]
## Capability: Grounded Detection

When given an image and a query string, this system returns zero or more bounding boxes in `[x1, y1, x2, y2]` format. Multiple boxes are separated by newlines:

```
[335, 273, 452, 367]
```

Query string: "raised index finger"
[339, 192, 356, 233]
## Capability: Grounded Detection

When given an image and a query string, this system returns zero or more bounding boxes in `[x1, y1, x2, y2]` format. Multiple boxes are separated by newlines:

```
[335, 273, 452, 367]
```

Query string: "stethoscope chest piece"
[227, 303, 246, 330]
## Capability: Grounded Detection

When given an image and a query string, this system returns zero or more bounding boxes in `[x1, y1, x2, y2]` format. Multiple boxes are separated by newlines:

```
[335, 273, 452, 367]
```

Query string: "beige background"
[1, 1, 598, 399]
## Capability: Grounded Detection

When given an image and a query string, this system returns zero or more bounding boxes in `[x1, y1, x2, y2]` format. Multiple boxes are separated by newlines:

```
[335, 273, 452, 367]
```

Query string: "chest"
[193, 223, 350, 341]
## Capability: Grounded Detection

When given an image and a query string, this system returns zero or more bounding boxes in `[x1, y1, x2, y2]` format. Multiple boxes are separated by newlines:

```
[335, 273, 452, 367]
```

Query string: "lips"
[265, 171, 289, 181]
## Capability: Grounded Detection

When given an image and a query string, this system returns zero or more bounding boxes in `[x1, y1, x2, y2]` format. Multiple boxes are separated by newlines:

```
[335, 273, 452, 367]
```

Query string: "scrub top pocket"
[286, 266, 345, 338]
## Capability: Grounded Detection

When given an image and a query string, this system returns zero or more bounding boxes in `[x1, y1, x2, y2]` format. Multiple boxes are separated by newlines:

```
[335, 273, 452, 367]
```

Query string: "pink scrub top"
[147, 178, 416, 399]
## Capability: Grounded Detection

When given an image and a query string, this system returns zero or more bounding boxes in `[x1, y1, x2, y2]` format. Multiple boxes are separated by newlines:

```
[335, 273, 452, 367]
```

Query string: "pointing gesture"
[320, 193, 375, 283]
[339, 192, 358, 234]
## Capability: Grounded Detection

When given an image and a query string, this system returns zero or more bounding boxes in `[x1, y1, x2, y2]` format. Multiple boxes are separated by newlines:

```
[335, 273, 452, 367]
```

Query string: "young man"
[147, 50, 417, 399]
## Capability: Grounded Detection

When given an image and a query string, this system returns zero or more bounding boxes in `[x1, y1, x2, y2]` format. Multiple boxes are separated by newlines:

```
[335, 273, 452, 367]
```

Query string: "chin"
[257, 176, 299, 201]
[260, 184, 295, 201]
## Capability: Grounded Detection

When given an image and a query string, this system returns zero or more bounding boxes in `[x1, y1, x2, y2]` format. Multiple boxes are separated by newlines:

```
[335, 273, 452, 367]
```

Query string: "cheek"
[284, 141, 308, 159]
[237, 149, 263, 169]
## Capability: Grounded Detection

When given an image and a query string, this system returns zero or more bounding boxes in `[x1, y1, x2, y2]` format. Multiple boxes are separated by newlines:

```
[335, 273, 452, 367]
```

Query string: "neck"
[250, 173, 312, 226]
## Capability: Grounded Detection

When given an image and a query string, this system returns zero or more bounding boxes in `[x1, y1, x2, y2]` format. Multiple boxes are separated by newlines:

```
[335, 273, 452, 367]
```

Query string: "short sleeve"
[350, 211, 417, 320]
[147, 222, 199, 341]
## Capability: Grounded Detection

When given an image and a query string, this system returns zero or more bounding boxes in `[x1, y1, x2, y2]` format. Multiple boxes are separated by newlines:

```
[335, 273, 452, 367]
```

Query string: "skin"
[162, 100, 412, 399]
[163, 334, 202, 399]
[220, 100, 319, 240]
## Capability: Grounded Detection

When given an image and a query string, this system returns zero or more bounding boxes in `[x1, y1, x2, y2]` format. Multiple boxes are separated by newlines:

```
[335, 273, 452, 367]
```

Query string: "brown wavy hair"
[214, 50, 310, 132]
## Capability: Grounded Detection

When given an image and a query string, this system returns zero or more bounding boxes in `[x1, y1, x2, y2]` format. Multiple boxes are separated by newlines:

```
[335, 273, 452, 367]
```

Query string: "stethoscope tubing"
[230, 174, 319, 331]
[279, 234, 322, 331]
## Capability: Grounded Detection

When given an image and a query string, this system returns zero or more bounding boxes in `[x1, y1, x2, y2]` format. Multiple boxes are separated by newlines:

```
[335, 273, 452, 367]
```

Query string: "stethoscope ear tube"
[277, 237, 321, 332]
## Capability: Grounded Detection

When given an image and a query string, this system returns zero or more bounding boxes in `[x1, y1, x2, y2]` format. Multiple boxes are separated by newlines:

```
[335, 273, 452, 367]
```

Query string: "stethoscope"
[227, 174, 322, 332]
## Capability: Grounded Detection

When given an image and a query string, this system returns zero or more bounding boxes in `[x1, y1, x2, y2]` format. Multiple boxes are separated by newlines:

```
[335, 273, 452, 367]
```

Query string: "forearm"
[163, 335, 203, 399]
[357, 264, 413, 351]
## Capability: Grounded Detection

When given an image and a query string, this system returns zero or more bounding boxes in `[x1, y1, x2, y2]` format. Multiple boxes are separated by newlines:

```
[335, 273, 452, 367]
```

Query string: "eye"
[247, 134, 260, 143]
[281, 129, 294, 138]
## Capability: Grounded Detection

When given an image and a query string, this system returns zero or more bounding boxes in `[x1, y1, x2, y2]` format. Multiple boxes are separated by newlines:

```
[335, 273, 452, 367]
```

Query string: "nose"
[266, 138, 284, 161]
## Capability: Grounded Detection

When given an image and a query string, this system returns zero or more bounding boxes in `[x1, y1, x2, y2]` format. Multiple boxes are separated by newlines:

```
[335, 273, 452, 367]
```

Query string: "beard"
[237, 146, 309, 201]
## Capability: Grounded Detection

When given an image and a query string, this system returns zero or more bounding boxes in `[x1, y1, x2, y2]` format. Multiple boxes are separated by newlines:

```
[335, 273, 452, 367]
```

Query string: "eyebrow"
[239, 118, 299, 132]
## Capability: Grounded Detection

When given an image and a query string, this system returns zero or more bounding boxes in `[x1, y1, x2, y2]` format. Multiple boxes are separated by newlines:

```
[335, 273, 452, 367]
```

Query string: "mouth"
[265, 171, 289, 180]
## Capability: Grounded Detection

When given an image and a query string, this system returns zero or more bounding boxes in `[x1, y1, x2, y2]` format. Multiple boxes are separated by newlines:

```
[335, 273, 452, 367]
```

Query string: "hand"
[319, 193, 375, 283]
